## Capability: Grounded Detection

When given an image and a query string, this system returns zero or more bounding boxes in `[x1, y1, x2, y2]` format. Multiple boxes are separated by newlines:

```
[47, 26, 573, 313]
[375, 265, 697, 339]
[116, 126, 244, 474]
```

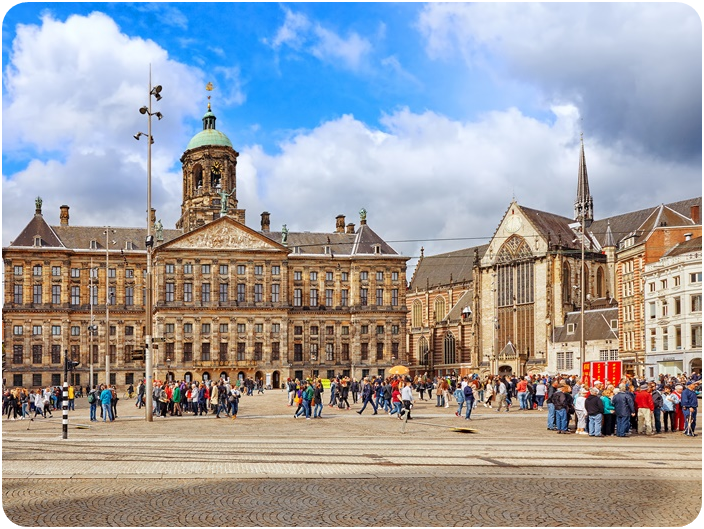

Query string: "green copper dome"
[186, 129, 233, 150]
[185, 107, 233, 150]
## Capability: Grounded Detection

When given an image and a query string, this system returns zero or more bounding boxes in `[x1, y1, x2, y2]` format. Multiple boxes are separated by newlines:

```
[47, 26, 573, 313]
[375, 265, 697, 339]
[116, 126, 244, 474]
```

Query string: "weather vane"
[206, 81, 213, 109]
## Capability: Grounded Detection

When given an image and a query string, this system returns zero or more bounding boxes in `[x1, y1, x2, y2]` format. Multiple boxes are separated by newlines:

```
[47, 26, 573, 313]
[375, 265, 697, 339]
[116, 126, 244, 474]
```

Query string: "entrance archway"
[202, 372, 211, 382]
[690, 357, 702, 376]
[272, 371, 281, 389]
[498, 365, 513, 376]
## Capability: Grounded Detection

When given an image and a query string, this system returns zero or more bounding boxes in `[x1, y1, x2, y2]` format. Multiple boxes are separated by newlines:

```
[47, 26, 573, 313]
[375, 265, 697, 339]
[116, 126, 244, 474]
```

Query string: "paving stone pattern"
[2, 391, 701, 526]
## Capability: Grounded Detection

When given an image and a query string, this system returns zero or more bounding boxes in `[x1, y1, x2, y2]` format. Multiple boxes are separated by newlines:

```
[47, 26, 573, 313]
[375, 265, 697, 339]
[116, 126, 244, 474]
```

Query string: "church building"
[407, 137, 701, 378]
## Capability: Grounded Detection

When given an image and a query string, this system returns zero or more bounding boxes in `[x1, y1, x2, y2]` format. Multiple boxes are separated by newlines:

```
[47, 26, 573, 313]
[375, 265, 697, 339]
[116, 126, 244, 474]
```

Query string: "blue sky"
[2, 2, 702, 264]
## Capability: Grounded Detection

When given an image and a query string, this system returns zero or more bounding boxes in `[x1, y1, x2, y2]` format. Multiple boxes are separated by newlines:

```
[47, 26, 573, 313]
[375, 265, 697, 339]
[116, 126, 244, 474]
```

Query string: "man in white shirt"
[398, 379, 414, 420]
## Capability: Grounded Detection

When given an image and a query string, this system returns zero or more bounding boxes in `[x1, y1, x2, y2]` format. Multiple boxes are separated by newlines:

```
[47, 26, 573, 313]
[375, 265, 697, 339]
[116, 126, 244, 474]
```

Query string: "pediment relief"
[167, 221, 281, 251]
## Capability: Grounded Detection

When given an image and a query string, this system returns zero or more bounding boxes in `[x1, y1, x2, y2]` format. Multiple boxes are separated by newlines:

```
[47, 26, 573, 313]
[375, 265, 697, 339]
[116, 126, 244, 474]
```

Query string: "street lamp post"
[104, 228, 116, 385]
[135, 65, 162, 422]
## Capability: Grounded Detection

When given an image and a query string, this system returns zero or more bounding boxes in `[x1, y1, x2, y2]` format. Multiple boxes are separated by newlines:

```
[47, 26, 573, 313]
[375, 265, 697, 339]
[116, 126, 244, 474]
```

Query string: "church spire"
[574, 132, 593, 226]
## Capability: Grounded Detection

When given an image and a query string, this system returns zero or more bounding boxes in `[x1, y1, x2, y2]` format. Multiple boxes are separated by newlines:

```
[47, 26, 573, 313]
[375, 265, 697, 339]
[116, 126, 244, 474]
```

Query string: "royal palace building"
[2, 103, 409, 389]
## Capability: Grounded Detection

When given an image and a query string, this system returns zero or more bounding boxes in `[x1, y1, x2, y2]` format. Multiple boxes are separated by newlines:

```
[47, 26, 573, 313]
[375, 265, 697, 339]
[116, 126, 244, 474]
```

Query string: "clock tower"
[176, 97, 243, 233]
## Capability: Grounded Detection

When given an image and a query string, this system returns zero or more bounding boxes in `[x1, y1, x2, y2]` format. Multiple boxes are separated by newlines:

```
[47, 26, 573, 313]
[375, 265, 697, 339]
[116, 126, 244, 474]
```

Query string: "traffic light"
[65, 357, 80, 371]
[132, 349, 145, 362]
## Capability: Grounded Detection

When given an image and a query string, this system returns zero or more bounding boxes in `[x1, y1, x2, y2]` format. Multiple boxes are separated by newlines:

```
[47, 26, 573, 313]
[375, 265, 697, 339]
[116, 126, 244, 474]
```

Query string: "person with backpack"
[87, 385, 100, 421]
[463, 381, 475, 420]
[454, 381, 466, 418]
[312, 380, 324, 418]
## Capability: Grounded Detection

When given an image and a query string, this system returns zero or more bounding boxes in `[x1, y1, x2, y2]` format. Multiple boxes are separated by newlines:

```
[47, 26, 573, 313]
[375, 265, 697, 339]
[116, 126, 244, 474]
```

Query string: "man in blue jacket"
[612, 384, 635, 437]
[681, 381, 699, 436]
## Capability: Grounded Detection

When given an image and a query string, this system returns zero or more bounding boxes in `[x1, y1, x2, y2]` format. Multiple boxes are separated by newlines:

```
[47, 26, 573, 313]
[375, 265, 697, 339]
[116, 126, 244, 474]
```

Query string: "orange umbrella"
[389, 365, 409, 375]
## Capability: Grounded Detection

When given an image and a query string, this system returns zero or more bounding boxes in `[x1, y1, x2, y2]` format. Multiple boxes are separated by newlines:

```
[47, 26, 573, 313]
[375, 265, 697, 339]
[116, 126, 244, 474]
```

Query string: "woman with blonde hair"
[574, 387, 589, 434]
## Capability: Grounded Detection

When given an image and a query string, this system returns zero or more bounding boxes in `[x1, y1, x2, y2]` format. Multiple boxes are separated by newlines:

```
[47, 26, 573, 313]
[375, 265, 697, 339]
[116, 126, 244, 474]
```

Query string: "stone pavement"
[2, 391, 702, 526]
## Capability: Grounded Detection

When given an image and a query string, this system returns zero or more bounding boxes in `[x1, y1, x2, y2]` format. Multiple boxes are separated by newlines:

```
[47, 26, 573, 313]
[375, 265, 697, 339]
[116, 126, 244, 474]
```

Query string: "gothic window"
[434, 297, 446, 322]
[562, 262, 571, 302]
[443, 332, 456, 365]
[412, 300, 423, 328]
[596, 266, 605, 298]
[418, 337, 429, 365]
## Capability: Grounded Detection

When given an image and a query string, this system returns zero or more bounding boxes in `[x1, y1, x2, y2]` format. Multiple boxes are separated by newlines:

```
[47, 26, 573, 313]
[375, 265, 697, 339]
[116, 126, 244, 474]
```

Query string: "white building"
[643, 235, 702, 378]
[548, 306, 620, 376]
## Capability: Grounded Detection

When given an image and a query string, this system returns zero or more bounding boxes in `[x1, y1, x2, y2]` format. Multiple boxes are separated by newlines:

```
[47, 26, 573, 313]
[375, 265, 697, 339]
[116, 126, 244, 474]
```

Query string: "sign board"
[591, 362, 606, 385]
[321, 379, 331, 389]
[606, 361, 622, 386]
[582, 360, 623, 386]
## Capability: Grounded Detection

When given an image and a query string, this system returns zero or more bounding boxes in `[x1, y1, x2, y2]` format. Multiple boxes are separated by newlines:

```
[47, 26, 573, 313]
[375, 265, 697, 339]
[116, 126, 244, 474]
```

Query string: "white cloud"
[417, 3, 702, 161]
[239, 105, 701, 262]
[2, 12, 206, 243]
[269, 7, 311, 50]
[266, 7, 372, 71]
[310, 25, 372, 71]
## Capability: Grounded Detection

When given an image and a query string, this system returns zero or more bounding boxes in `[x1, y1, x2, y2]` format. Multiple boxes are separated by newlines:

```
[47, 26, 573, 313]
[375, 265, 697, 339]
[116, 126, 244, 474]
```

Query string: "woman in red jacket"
[673, 384, 685, 431]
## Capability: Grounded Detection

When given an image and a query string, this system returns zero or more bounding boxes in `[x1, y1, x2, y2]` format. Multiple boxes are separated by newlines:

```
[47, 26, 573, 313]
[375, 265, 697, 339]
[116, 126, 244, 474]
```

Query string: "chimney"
[346, 223, 355, 234]
[60, 205, 70, 226]
[335, 214, 345, 233]
[150, 208, 156, 226]
[691, 205, 700, 224]
[261, 211, 270, 232]
[685, 233, 693, 241]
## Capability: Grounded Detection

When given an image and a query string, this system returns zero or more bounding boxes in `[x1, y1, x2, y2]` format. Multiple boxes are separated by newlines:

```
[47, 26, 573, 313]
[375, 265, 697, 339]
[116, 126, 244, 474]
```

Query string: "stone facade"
[2, 105, 408, 389]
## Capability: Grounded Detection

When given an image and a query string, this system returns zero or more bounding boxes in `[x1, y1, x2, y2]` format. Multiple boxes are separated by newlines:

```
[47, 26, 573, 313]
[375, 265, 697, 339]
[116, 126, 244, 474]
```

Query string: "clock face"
[504, 215, 522, 234]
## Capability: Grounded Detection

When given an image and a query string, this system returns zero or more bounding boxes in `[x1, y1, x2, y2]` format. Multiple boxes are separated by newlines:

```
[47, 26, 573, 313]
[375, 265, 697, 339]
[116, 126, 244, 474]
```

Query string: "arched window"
[562, 262, 571, 302]
[412, 300, 423, 328]
[443, 332, 456, 365]
[434, 296, 446, 322]
[193, 164, 203, 190]
[596, 267, 605, 298]
[418, 337, 429, 365]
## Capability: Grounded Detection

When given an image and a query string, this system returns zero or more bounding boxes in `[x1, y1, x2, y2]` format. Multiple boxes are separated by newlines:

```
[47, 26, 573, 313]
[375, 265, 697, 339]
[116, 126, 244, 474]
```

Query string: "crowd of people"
[3, 372, 699, 438]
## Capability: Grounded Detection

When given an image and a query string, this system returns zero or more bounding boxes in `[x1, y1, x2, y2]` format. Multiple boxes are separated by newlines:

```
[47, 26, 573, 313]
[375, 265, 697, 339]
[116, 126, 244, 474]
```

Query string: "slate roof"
[551, 307, 619, 343]
[262, 224, 401, 257]
[521, 206, 584, 250]
[408, 244, 488, 291]
[445, 289, 474, 322]
[6, 204, 402, 258]
[663, 235, 702, 258]
[590, 197, 701, 249]
[9, 214, 63, 248]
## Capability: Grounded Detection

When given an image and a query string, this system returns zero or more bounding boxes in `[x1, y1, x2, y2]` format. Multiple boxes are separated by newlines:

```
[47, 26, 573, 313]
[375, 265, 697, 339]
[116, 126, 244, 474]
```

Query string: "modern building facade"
[643, 235, 702, 378]
[2, 103, 409, 389]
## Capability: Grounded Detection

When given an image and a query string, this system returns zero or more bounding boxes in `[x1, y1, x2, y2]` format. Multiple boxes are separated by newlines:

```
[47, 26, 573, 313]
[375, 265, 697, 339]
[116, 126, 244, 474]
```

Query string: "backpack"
[87, 393, 95, 404]
[463, 385, 474, 399]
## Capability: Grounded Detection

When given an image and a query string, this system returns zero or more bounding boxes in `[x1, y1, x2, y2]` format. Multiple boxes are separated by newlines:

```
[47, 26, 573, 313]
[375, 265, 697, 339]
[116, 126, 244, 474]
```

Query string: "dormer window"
[324, 246, 331, 255]
[33, 236, 42, 247]
[125, 241, 134, 250]
[373, 244, 381, 254]
[567, 323, 575, 334]
[89, 240, 98, 250]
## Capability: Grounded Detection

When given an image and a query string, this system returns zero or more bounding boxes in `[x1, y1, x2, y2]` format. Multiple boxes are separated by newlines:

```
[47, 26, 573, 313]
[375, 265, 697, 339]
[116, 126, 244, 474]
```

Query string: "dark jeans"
[663, 410, 675, 431]
[602, 413, 615, 435]
[653, 407, 662, 433]
[616, 415, 631, 437]
[358, 397, 377, 414]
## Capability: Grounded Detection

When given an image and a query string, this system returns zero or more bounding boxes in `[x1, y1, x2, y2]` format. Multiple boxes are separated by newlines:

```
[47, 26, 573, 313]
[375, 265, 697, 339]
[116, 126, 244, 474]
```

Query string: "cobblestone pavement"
[2, 391, 702, 526]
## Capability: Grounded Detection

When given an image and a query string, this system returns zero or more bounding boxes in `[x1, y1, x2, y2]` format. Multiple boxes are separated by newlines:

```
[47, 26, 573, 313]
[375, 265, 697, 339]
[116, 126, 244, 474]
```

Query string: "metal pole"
[89, 258, 94, 389]
[105, 228, 110, 385]
[145, 66, 154, 422]
[580, 214, 585, 381]
[62, 349, 69, 440]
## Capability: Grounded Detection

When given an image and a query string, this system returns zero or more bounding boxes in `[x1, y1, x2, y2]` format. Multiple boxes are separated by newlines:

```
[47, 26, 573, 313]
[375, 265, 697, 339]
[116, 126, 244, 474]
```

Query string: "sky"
[2, 2, 702, 276]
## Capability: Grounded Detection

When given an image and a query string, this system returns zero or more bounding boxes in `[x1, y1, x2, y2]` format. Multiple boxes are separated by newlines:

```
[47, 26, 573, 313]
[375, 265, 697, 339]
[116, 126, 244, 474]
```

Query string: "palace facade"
[2, 104, 409, 389]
